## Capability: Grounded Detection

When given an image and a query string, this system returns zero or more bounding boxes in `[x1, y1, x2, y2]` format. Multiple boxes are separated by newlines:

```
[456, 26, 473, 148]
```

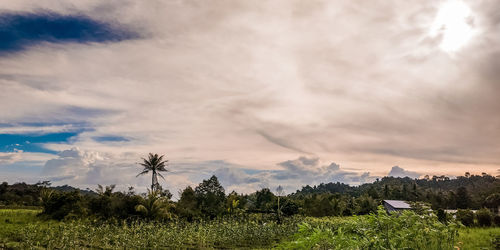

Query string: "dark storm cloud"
[0, 11, 137, 54]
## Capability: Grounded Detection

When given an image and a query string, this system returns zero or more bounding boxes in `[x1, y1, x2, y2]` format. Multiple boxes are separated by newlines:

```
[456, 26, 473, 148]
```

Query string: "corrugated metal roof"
[384, 200, 411, 209]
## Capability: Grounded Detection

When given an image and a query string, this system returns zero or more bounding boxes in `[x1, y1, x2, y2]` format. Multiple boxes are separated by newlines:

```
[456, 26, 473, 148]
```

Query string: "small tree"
[135, 189, 172, 220]
[456, 187, 469, 209]
[436, 208, 447, 224]
[95, 184, 115, 196]
[494, 215, 500, 226]
[177, 186, 201, 221]
[226, 191, 245, 216]
[485, 193, 500, 214]
[275, 185, 285, 224]
[255, 188, 275, 211]
[456, 209, 474, 227]
[195, 175, 226, 218]
[476, 208, 493, 227]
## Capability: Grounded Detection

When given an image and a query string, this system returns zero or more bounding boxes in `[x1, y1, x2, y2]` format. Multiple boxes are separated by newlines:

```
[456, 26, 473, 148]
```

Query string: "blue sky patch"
[0, 11, 137, 54]
[0, 132, 80, 154]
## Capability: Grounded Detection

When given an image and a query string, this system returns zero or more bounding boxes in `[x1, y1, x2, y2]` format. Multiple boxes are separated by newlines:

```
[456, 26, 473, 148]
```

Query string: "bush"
[40, 190, 86, 220]
[456, 209, 474, 227]
[476, 208, 492, 227]
[436, 208, 447, 223]
[494, 215, 500, 226]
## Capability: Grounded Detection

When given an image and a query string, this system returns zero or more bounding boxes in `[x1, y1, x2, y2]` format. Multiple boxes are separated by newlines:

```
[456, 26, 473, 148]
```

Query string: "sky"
[0, 0, 499, 195]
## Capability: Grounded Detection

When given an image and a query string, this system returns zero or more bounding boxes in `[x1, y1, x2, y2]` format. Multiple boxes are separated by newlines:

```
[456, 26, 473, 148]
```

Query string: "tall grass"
[2, 208, 496, 249]
[18, 216, 300, 249]
[276, 206, 461, 249]
[457, 227, 500, 250]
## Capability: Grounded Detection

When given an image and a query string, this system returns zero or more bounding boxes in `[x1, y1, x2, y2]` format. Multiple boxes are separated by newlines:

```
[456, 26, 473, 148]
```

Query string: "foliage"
[253, 188, 276, 211]
[0, 209, 43, 248]
[2, 173, 499, 221]
[0, 181, 45, 206]
[0, 209, 299, 249]
[194, 175, 226, 219]
[436, 208, 447, 223]
[226, 191, 246, 216]
[135, 189, 173, 220]
[456, 209, 475, 227]
[293, 173, 500, 210]
[3, 209, 499, 249]
[276, 206, 461, 250]
[476, 208, 493, 227]
[494, 215, 500, 226]
[39, 191, 86, 220]
[176, 186, 201, 221]
[485, 192, 500, 213]
[457, 227, 500, 250]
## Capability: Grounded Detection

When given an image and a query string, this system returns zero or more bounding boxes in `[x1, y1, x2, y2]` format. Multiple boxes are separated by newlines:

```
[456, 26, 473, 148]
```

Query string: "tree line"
[1, 154, 499, 226]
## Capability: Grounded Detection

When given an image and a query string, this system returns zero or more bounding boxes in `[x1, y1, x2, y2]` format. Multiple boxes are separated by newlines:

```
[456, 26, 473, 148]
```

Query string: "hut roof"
[383, 200, 411, 209]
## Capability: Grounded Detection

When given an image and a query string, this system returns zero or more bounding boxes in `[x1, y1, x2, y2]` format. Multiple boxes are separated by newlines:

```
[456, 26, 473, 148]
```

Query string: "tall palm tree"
[137, 153, 168, 192]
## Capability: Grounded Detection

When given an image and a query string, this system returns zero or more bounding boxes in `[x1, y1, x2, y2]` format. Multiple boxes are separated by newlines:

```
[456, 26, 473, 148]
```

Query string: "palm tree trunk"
[152, 170, 156, 192]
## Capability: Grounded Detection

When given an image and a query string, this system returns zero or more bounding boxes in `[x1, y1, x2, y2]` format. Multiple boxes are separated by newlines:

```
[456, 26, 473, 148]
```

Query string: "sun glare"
[429, 0, 476, 52]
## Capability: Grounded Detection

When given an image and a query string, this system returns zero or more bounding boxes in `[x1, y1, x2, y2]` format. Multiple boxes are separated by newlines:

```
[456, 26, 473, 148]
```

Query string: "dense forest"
[1, 171, 499, 225]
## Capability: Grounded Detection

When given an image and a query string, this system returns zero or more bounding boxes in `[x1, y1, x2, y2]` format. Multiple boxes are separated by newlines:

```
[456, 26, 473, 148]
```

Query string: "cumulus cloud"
[276, 156, 372, 186]
[388, 166, 421, 179]
[40, 147, 149, 191]
[42, 147, 103, 176]
[213, 156, 375, 194]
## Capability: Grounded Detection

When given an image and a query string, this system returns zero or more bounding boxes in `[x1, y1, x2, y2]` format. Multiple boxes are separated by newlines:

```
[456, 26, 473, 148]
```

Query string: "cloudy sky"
[1, 0, 499, 195]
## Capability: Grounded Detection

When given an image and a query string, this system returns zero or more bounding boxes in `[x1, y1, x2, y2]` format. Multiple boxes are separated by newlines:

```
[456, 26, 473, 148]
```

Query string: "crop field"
[1, 208, 498, 249]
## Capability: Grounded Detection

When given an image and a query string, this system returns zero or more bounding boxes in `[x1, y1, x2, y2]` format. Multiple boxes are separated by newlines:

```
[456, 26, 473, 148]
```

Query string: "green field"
[1, 209, 498, 249]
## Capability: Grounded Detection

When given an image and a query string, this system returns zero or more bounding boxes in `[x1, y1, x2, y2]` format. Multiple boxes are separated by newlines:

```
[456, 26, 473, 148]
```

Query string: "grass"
[0, 209, 43, 248]
[0, 209, 299, 249]
[457, 227, 500, 250]
[275, 208, 462, 250]
[1, 208, 498, 249]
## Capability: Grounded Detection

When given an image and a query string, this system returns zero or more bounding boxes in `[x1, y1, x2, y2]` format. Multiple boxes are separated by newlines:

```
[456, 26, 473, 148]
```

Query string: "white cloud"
[214, 156, 375, 194]
[41, 147, 146, 191]
[0, 152, 22, 164]
[0, 124, 76, 134]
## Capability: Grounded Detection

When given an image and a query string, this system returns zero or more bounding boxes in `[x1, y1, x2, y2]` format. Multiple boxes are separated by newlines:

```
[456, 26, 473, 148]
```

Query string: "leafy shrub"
[40, 190, 86, 220]
[456, 209, 474, 227]
[436, 208, 447, 223]
[476, 208, 492, 227]
[281, 199, 300, 216]
[135, 190, 173, 220]
[494, 215, 500, 226]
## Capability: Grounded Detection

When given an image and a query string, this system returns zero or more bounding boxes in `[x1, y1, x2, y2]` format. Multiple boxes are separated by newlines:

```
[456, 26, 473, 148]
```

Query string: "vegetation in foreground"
[276, 207, 461, 250]
[457, 227, 500, 250]
[1, 208, 497, 249]
[1, 153, 498, 249]
[1, 209, 297, 249]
